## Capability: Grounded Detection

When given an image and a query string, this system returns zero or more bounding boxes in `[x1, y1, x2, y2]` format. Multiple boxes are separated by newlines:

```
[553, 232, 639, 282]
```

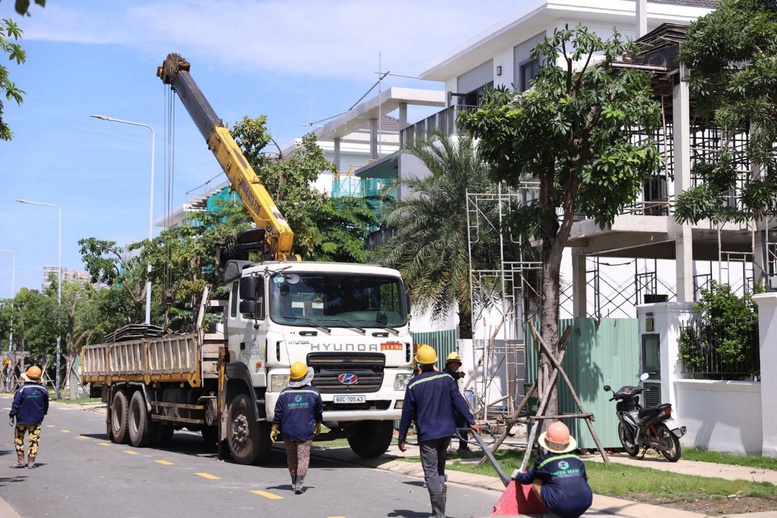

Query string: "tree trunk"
[539, 236, 564, 421]
[458, 304, 473, 340]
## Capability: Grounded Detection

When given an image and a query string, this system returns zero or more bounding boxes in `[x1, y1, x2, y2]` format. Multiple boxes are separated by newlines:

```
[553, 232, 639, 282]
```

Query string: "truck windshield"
[269, 272, 408, 328]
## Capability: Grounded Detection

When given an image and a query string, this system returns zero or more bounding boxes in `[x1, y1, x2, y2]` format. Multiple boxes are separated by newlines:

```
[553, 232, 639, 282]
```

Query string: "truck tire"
[128, 391, 154, 447]
[348, 420, 393, 458]
[110, 389, 130, 444]
[227, 393, 271, 464]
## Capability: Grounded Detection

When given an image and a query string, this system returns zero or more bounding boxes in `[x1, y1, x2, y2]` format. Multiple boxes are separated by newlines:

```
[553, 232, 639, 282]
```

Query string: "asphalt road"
[0, 397, 502, 518]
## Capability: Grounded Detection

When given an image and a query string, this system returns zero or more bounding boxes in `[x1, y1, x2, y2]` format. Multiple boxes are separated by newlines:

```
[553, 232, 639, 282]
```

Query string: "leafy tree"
[675, 0, 777, 225]
[10, 287, 56, 375]
[459, 25, 662, 414]
[231, 116, 375, 260]
[374, 130, 504, 339]
[0, 1, 45, 139]
[78, 238, 148, 324]
[678, 281, 759, 380]
[0, 18, 25, 140]
[57, 279, 95, 398]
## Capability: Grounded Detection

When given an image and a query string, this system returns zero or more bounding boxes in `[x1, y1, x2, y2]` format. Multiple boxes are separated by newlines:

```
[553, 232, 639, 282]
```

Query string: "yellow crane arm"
[157, 53, 295, 261]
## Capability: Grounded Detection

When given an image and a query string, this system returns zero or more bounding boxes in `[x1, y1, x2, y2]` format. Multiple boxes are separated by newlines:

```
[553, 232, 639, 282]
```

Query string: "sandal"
[10, 463, 25, 469]
[27, 464, 35, 469]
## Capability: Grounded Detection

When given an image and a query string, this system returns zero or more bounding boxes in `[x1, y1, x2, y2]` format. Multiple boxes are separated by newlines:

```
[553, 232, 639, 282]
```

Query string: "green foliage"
[678, 281, 759, 378]
[78, 237, 148, 324]
[374, 130, 508, 338]
[10, 1, 46, 16]
[0, 18, 25, 140]
[458, 24, 661, 365]
[676, 0, 777, 223]
[230, 117, 374, 261]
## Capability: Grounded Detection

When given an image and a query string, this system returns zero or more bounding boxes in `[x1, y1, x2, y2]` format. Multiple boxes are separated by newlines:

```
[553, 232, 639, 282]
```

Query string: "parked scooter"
[603, 373, 687, 462]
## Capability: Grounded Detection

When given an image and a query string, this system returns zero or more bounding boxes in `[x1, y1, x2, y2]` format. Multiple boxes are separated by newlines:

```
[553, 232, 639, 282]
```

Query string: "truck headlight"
[270, 374, 289, 393]
[394, 373, 411, 391]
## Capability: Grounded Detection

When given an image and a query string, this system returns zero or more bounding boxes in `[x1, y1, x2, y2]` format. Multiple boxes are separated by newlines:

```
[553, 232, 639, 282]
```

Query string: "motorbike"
[603, 373, 687, 462]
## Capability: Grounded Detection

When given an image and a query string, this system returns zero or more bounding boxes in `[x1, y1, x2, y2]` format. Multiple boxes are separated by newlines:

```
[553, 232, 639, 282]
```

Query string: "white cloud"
[17, 0, 521, 79]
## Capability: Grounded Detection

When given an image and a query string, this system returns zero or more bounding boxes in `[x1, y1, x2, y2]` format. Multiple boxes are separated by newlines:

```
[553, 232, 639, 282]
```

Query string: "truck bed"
[82, 332, 223, 387]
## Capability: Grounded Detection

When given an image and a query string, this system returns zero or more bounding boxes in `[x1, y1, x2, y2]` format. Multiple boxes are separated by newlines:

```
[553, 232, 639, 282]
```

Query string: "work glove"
[271, 423, 280, 442]
[9, 415, 15, 427]
[512, 469, 521, 479]
[314, 422, 322, 436]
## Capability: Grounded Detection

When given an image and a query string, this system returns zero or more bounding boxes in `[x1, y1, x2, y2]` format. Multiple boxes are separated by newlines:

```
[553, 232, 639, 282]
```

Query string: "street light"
[91, 114, 155, 325]
[0, 249, 14, 391]
[16, 200, 61, 399]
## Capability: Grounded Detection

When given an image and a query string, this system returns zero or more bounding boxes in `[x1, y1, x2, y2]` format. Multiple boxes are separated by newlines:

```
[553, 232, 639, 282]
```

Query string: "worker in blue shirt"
[513, 421, 593, 518]
[272, 361, 323, 494]
[398, 344, 481, 518]
[9, 366, 49, 469]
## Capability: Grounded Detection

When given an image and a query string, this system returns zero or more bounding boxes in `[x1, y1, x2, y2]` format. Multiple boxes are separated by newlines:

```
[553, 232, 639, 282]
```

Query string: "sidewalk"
[313, 442, 777, 518]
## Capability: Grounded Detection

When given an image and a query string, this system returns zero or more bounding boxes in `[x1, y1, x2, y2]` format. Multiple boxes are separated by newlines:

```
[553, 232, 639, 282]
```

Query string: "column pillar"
[753, 293, 777, 457]
[673, 74, 694, 302]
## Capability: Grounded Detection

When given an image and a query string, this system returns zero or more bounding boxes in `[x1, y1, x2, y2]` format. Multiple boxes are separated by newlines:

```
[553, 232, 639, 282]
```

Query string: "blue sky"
[0, 0, 522, 296]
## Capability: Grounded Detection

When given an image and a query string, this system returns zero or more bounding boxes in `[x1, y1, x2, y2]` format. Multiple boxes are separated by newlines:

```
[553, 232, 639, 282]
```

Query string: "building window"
[520, 59, 539, 92]
[457, 82, 494, 109]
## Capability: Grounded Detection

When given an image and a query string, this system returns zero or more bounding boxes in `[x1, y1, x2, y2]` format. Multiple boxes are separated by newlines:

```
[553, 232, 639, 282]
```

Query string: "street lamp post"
[0, 249, 14, 391]
[16, 200, 61, 399]
[91, 114, 155, 325]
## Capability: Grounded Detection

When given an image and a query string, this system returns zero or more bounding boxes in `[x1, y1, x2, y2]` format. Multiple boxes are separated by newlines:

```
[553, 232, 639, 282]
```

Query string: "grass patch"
[400, 448, 777, 504]
[56, 396, 102, 405]
[683, 448, 777, 470]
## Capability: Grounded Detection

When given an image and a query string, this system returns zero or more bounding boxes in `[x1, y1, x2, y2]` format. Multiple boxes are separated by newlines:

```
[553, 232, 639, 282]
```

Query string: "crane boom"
[157, 53, 295, 261]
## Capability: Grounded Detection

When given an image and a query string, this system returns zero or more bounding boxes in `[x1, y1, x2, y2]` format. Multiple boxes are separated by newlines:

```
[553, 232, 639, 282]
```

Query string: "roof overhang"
[420, 0, 713, 81]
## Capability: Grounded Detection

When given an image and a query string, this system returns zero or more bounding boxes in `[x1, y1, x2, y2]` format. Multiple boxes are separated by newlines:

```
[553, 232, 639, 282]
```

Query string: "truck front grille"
[307, 352, 385, 394]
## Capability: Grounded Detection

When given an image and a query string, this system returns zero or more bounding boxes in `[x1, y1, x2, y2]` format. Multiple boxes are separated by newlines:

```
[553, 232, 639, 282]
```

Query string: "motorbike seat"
[638, 403, 670, 419]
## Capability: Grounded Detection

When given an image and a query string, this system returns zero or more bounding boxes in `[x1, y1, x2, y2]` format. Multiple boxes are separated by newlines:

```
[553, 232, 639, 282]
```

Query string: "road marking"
[46, 424, 55, 428]
[250, 490, 283, 500]
[195, 472, 220, 480]
[98, 442, 111, 446]
[155, 460, 174, 465]
[78, 436, 89, 440]
[60, 429, 71, 433]
[123, 450, 139, 455]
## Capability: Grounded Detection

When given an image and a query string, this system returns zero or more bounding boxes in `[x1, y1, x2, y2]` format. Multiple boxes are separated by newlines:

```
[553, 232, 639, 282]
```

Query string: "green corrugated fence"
[410, 329, 458, 371]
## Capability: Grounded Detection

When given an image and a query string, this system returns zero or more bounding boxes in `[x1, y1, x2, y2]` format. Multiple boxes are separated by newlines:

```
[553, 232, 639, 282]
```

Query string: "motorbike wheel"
[618, 423, 639, 457]
[656, 423, 682, 462]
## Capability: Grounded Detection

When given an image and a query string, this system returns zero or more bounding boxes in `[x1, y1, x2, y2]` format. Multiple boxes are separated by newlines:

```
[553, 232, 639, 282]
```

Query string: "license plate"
[664, 417, 680, 429]
[333, 395, 366, 404]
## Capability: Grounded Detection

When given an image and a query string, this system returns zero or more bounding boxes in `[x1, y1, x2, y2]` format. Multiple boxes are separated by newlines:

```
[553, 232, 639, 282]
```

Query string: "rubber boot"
[429, 491, 446, 518]
[294, 475, 305, 494]
[27, 455, 35, 469]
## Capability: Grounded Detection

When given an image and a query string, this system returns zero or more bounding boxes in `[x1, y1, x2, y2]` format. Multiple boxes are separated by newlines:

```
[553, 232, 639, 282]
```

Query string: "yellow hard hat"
[289, 361, 308, 381]
[446, 352, 462, 363]
[414, 344, 438, 365]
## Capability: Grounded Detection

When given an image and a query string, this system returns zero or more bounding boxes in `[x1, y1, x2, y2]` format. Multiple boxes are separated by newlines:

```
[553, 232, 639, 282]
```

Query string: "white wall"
[675, 380, 762, 455]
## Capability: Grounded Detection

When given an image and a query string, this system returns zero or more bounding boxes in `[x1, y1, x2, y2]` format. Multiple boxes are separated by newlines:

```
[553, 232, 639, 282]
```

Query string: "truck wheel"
[227, 393, 261, 465]
[111, 389, 130, 444]
[128, 391, 153, 447]
[348, 420, 393, 458]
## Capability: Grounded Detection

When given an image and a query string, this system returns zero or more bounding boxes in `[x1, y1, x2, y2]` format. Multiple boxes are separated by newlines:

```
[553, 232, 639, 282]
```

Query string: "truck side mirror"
[239, 299, 256, 317]
[239, 276, 258, 300]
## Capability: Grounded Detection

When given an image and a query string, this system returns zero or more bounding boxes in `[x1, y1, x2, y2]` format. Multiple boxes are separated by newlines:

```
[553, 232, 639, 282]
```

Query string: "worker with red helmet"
[513, 421, 593, 518]
[398, 344, 482, 518]
[9, 366, 49, 469]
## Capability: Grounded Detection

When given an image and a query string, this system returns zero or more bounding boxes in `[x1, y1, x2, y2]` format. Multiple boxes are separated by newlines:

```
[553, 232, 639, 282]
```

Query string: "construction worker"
[272, 361, 323, 494]
[9, 366, 49, 469]
[398, 344, 482, 518]
[443, 352, 471, 452]
[512, 421, 592, 518]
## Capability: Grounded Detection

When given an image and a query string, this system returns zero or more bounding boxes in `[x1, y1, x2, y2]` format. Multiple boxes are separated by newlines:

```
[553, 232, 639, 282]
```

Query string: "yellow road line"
[123, 450, 139, 455]
[46, 424, 55, 428]
[155, 460, 174, 465]
[98, 442, 111, 447]
[195, 472, 220, 480]
[77, 436, 89, 440]
[60, 429, 71, 433]
[250, 490, 283, 500]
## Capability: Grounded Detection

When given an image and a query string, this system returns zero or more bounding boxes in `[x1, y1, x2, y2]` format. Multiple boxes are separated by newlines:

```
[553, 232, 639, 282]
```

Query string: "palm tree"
[375, 130, 502, 339]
